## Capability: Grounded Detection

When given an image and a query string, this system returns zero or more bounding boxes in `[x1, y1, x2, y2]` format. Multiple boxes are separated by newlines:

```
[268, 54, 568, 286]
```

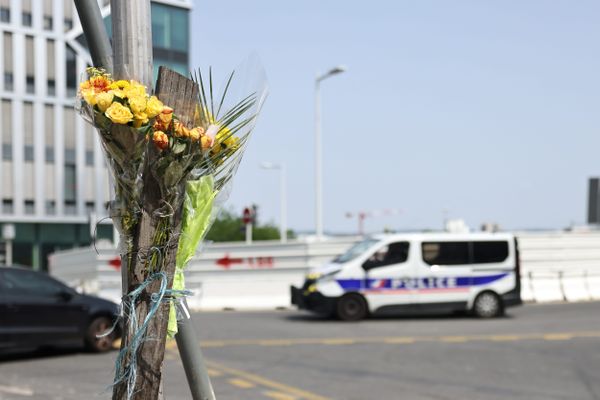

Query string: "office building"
[0, 0, 191, 269]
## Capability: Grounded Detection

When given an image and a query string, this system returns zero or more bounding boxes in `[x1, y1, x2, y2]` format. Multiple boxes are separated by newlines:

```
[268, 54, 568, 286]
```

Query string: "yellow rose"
[200, 135, 213, 150]
[109, 89, 125, 99]
[132, 112, 149, 128]
[95, 92, 114, 112]
[81, 89, 97, 106]
[128, 96, 147, 115]
[105, 102, 133, 125]
[153, 131, 169, 150]
[123, 82, 146, 98]
[145, 96, 164, 118]
[189, 127, 205, 141]
[109, 80, 130, 90]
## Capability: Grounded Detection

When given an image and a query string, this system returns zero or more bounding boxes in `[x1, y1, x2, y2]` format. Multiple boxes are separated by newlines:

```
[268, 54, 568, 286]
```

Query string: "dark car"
[0, 266, 120, 353]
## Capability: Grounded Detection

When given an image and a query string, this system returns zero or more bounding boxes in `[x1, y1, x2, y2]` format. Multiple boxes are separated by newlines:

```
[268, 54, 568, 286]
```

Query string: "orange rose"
[189, 127, 205, 141]
[173, 120, 190, 138]
[154, 106, 174, 131]
[153, 131, 169, 150]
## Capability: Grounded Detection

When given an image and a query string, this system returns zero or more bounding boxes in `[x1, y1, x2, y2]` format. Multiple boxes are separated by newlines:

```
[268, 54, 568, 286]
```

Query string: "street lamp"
[315, 65, 347, 241]
[260, 162, 287, 243]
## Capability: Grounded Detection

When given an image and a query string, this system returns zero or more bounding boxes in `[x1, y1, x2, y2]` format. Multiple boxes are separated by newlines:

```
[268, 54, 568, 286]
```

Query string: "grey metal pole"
[73, 0, 113, 71]
[314, 77, 322, 241]
[111, 0, 153, 88]
[175, 299, 216, 400]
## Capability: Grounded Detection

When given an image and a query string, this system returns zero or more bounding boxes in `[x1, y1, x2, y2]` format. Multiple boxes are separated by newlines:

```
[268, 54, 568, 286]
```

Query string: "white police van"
[291, 233, 522, 321]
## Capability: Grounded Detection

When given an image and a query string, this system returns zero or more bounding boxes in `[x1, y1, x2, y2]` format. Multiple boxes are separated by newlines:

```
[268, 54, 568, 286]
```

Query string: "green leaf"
[172, 141, 187, 154]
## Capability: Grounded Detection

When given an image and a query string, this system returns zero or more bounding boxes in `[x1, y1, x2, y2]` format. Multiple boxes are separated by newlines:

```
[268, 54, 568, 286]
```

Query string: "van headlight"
[306, 272, 322, 280]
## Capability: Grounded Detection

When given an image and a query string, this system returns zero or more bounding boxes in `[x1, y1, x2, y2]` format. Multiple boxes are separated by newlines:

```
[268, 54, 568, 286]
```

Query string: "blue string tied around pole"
[108, 271, 192, 400]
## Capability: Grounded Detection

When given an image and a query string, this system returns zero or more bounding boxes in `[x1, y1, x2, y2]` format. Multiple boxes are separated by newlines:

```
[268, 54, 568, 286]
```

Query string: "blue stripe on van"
[336, 273, 508, 291]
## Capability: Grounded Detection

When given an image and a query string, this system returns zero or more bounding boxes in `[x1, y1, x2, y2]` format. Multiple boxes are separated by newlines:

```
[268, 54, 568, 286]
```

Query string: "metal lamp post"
[315, 65, 346, 241]
[260, 162, 287, 243]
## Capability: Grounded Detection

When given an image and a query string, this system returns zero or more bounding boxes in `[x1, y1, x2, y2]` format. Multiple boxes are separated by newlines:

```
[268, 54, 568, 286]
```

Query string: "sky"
[189, 0, 600, 235]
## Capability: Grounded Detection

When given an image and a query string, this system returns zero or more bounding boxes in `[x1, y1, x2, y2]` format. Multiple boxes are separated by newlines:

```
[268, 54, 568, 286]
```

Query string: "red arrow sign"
[216, 254, 244, 269]
[108, 257, 121, 270]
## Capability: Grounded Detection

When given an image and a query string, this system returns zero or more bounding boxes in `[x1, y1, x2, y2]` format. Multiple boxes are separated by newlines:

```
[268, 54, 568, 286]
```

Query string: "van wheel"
[472, 292, 503, 318]
[336, 294, 368, 321]
[85, 316, 115, 352]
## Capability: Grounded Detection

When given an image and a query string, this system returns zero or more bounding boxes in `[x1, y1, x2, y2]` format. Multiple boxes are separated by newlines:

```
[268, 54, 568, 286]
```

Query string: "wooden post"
[112, 68, 199, 400]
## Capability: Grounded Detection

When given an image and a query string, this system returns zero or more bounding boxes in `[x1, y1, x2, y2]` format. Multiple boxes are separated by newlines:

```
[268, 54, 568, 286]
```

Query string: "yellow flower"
[211, 126, 239, 158]
[81, 75, 111, 93]
[81, 89, 97, 106]
[105, 102, 133, 125]
[123, 81, 147, 99]
[128, 96, 147, 115]
[145, 96, 164, 118]
[189, 127, 205, 141]
[109, 80, 130, 90]
[95, 92, 114, 112]
[200, 135, 212, 150]
[132, 112, 149, 128]
[109, 89, 125, 99]
[153, 130, 169, 150]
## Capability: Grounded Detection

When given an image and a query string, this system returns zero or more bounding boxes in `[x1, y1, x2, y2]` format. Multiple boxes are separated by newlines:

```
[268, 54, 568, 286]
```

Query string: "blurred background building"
[0, 0, 191, 270]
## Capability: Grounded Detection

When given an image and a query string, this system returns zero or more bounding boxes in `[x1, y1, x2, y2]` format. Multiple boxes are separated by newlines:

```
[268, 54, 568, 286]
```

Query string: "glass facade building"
[0, 0, 191, 270]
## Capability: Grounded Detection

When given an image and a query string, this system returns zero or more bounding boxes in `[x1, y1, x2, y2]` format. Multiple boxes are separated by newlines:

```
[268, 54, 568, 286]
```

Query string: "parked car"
[0, 266, 120, 353]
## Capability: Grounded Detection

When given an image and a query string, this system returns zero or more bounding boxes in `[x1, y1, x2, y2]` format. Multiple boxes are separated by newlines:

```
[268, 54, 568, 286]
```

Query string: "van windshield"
[333, 238, 380, 264]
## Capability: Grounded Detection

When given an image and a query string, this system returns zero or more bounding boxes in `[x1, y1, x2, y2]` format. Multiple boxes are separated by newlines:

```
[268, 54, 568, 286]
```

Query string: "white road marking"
[0, 384, 34, 396]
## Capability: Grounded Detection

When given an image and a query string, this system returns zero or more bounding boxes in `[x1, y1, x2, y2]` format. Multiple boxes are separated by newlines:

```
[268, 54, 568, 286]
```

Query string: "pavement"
[1, 301, 600, 399]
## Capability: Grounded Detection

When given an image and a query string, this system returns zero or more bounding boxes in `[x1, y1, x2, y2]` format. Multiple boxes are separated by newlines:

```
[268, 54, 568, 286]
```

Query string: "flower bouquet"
[77, 59, 267, 398]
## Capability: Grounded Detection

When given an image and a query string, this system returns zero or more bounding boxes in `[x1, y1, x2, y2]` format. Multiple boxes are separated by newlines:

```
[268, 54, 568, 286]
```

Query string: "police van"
[291, 233, 522, 321]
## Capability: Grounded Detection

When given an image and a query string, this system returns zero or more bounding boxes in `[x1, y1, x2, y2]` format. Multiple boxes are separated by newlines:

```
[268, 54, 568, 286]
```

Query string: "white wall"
[49, 232, 600, 310]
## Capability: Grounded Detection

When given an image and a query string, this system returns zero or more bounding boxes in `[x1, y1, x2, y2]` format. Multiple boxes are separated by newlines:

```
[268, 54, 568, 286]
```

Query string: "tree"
[206, 208, 293, 242]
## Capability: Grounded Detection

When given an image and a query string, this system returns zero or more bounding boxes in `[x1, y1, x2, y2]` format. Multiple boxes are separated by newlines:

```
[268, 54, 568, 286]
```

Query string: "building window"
[22, 12, 32, 27]
[85, 201, 94, 214]
[65, 164, 76, 203]
[47, 79, 56, 96]
[45, 147, 54, 163]
[4, 72, 13, 91]
[151, 3, 189, 52]
[0, 7, 10, 23]
[3, 144, 11, 161]
[2, 199, 13, 214]
[24, 146, 34, 162]
[64, 18, 73, 31]
[43, 16, 53, 30]
[66, 46, 77, 97]
[65, 201, 76, 215]
[24, 200, 35, 215]
[26, 76, 35, 94]
[45, 200, 56, 215]
[86, 150, 94, 166]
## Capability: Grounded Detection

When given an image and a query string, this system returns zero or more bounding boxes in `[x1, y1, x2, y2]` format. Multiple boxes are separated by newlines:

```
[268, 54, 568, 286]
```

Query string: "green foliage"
[206, 208, 289, 242]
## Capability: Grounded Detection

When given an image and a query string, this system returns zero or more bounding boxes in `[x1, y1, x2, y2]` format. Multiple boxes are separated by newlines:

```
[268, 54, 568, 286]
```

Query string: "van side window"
[472, 241, 508, 263]
[363, 241, 410, 270]
[422, 242, 469, 266]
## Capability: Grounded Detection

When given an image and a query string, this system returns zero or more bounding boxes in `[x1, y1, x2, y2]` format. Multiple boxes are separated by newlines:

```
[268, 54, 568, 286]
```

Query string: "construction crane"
[345, 209, 402, 236]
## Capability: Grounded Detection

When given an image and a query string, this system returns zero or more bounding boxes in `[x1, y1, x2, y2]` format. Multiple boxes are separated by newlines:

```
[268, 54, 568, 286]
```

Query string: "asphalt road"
[1, 301, 599, 400]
